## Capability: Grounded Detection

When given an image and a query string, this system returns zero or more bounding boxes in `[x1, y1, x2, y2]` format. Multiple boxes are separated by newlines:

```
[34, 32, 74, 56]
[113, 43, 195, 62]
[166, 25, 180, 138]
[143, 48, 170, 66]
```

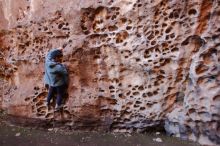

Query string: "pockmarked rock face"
[0, 0, 220, 145]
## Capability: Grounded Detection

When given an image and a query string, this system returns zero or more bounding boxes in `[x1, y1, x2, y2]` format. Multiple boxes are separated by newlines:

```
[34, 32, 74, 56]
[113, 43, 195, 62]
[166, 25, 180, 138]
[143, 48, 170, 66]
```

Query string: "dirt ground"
[0, 111, 200, 146]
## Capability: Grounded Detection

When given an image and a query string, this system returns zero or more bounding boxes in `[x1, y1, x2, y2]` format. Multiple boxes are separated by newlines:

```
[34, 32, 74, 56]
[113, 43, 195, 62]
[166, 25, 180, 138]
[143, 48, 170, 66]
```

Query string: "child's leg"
[56, 85, 65, 106]
[46, 86, 55, 104]
[62, 84, 68, 104]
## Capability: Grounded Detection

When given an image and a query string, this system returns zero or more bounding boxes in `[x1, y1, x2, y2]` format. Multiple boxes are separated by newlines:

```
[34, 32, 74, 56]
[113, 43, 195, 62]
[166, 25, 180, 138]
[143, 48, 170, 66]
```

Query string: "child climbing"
[44, 48, 68, 111]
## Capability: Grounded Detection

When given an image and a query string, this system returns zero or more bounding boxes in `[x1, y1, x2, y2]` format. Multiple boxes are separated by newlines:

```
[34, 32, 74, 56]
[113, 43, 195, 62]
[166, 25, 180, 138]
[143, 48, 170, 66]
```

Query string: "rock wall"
[0, 0, 220, 145]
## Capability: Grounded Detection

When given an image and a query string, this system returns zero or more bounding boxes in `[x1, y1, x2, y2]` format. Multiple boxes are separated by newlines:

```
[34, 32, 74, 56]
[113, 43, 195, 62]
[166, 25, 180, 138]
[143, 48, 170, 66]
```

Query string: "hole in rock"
[140, 107, 145, 110]
[36, 101, 44, 107]
[170, 33, 175, 38]
[126, 91, 131, 96]
[165, 27, 172, 33]
[188, 108, 196, 114]
[58, 23, 63, 29]
[147, 33, 154, 40]
[147, 92, 153, 97]
[136, 58, 140, 62]
[108, 25, 118, 31]
[151, 41, 156, 45]
[171, 47, 179, 52]
[138, 4, 142, 7]
[133, 92, 140, 96]
[188, 9, 197, 15]
[36, 113, 44, 117]
[118, 93, 123, 98]
[213, 95, 220, 101]
[45, 113, 53, 119]
[37, 106, 46, 112]
[24, 97, 30, 101]
[153, 90, 158, 95]
[135, 101, 142, 105]
[195, 64, 209, 74]
[111, 15, 117, 20]
[138, 86, 144, 91]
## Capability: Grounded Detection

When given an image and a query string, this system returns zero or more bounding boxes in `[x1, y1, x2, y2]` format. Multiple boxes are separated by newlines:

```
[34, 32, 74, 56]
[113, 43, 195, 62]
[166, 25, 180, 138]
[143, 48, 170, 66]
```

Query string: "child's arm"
[54, 64, 68, 75]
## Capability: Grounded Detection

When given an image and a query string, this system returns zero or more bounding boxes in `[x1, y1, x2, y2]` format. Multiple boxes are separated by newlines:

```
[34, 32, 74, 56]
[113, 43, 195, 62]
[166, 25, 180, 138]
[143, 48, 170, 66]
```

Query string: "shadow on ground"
[0, 111, 200, 146]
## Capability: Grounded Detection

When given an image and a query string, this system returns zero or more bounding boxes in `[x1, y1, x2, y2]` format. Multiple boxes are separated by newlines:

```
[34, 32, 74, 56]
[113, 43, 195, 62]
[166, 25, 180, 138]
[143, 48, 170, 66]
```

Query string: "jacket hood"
[46, 48, 62, 60]
[46, 49, 61, 66]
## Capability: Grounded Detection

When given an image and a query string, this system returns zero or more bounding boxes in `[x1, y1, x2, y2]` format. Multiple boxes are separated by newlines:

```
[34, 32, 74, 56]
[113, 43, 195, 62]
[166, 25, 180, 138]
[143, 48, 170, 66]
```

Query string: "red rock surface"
[0, 0, 220, 145]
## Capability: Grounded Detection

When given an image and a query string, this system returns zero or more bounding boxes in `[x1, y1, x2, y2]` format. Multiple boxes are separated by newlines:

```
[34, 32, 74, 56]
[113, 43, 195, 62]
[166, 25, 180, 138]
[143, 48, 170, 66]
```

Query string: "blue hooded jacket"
[44, 49, 68, 87]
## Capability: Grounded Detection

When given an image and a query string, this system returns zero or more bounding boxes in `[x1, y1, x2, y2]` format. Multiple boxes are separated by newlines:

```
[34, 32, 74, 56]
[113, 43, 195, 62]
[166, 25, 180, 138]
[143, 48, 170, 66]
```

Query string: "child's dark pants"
[46, 85, 66, 106]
